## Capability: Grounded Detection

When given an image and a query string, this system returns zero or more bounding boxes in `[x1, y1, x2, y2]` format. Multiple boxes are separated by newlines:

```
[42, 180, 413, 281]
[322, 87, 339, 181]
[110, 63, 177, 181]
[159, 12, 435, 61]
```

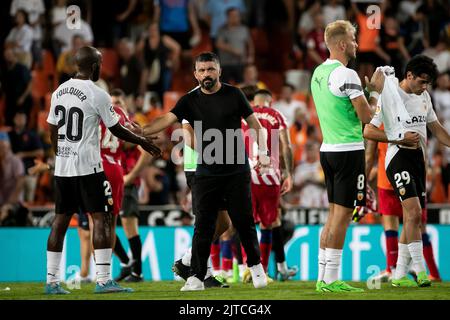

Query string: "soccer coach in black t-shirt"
[142, 52, 269, 290]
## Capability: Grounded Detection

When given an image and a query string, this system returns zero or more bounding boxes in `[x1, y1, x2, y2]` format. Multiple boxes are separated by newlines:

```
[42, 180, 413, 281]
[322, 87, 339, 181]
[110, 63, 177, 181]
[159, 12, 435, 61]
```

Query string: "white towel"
[376, 66, 411, 141]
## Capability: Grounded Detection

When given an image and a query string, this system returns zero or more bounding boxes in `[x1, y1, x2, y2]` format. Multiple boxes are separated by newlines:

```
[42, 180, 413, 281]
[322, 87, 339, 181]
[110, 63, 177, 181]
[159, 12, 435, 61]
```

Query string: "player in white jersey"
[364, 55, 450, 288]
[44, 46, 160, 294]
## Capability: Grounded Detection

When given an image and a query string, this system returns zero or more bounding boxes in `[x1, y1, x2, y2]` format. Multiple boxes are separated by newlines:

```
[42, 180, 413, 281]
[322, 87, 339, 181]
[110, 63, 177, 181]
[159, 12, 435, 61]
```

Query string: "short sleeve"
[370, 105, 383, 128]
[425, 92, 438, 123]
[95, 91, 119, 128]
[47, 92, 58, 125]
[236, 89, 253, 119]
[274, 109, 288, 129]
[343, 69, 364, 99]
[171, 95, 190, 123]
[328, 66, 364, 99]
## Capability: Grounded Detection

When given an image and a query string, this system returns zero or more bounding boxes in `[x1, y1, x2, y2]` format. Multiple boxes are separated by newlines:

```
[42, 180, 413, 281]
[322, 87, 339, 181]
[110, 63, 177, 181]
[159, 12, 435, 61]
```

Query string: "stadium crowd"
[0, 0, 449, 227]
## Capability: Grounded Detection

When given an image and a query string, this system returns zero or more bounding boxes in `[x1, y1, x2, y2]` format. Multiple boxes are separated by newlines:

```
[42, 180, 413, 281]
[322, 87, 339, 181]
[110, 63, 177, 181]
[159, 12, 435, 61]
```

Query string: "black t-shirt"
[8, 129, 43, 171]
[171, 83, 253, 176]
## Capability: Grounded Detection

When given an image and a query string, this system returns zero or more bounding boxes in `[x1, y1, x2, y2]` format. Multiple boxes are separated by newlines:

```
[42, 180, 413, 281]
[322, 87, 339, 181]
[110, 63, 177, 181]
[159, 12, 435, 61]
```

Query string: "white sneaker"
[249, 263, 267, 289]
[373, 270, 392, 283]
[180, 276, 205, 291]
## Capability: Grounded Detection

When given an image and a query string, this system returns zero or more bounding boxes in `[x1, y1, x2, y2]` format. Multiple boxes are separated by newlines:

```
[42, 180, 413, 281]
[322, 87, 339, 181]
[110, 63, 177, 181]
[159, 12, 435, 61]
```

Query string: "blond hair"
[324, 20, 356, 48]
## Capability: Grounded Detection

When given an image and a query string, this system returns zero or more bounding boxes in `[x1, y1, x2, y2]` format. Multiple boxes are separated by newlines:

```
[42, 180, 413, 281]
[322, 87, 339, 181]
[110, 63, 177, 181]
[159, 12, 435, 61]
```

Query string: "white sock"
[323, 248, 342, 284]
[94, 248, 112, 284]
[395, 243, 411, 280]
[238, 264, 245, 276]
[204, 266, 212, 279]
[277, 261, 288, 274]
[408, 241, 426, 274]
[318, 248, 326, 282]
[182, 247, 192, 267]
[47, 251, 62, 284]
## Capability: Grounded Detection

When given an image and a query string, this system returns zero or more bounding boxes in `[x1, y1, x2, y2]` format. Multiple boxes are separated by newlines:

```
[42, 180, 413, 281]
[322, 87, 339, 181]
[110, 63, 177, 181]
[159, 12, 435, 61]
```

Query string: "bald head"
[75, 46, 102, 81]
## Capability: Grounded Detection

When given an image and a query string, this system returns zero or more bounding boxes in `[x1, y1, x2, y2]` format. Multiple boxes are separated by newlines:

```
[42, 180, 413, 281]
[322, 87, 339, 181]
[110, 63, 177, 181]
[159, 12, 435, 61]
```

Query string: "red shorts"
[102, 161, 124, 216]
[378, 187, 427, 223]
[251, 183, 280, 227]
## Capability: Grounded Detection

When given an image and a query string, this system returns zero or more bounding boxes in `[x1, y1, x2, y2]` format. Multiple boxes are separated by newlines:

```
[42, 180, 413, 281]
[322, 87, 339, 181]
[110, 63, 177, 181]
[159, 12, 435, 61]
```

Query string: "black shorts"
[193, 171, 252, 218]
[78, 210, 89, 231]
[386, 147, 426, 208]
[320, 150, 366, 208]
[120, 185, 140, 218]
[185, 171, 227, 213]
[54, 172, 113, 215]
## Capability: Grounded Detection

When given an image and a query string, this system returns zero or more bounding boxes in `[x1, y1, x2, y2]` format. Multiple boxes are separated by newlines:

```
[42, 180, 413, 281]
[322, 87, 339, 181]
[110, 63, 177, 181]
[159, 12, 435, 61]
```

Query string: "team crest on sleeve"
[108, 196, 114, 206]
[375, 105, 381, 114]
[399, 187, 406, 196]
[357, 191, 364, 201]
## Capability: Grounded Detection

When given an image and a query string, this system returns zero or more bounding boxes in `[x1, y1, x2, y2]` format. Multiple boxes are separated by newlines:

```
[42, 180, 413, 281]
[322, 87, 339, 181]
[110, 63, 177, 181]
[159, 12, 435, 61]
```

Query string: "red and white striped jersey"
[242, 106, 287, 186]
[100, 105, 130, 165]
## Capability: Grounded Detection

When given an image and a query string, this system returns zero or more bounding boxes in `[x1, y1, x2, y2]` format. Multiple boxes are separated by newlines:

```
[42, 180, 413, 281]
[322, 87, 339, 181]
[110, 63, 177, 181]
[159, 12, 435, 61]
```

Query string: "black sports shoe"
[124, 273, 144, 283]
[172, 259, 190, 280]
[204, 276, 230, 288]
[114, 264, 132, 282]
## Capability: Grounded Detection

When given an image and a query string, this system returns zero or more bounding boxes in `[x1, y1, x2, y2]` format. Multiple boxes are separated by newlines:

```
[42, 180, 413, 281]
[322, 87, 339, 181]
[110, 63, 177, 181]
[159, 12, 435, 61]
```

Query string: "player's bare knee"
[404, 208, 422, 226]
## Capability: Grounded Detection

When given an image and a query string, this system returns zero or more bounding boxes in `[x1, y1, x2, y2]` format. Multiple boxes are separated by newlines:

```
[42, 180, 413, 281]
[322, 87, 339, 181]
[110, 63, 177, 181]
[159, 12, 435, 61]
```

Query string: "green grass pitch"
[1, 281, 449, 300]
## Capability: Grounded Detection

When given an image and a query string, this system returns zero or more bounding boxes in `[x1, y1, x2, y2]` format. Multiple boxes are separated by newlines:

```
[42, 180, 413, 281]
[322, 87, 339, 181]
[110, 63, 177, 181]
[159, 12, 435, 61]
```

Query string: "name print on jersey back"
[47, 78, 119, 177]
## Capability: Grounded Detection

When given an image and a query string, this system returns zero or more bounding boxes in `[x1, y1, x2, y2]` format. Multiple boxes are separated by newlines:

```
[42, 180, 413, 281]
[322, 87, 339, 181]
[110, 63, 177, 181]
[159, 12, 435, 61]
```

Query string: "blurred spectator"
[154, 0, 202, 50]
[273, 83, 307, 127]
[416, 0, 449, 48]
[53, 9, 93, 56]
[112, 0, 139, 42]
[2, 47, 32, 127]
[305, 11, 327, 70]
[5, 9, 34, 69]
[297, 1, 321, 45]
[398, 0, 428, 55]
[56, 34, 85, 84]
[216, 7, 254, 84]
[293, 141, 327, 207]
[239, 84, 258, 103]
[432, 72, 450, 123]
[289, 107, 313, 166]
[238, 64, 267, 89]
[117, 37, 144, 97]
[138, 22, 181, 101]
[376, 16, 411, 74]
[205, 0, 246, 50]
[422, 37, 450, 74]
[351, 2, 384, 81]
[322, 0, 346, 26]
[51, 0, 67, 28]
[10, 0, 45, 67]
[397, 0, 423, 25]
[0, 131, 27, 226]
[8, 112, 44, 203]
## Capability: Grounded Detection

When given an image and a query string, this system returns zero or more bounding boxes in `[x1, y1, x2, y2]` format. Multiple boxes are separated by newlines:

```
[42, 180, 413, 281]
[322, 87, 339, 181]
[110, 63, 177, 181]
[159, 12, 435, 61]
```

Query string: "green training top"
[310, 62, 363, 145]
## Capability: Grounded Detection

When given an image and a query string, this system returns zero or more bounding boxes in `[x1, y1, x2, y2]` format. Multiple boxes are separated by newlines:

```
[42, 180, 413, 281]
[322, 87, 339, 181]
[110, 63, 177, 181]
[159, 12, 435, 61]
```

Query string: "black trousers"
[190, 171, 261, 280]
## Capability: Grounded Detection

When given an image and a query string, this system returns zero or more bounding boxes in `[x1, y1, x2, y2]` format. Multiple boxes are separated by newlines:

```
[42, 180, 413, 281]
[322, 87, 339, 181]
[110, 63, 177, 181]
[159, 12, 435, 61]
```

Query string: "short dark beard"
[200, 77, 217, 91]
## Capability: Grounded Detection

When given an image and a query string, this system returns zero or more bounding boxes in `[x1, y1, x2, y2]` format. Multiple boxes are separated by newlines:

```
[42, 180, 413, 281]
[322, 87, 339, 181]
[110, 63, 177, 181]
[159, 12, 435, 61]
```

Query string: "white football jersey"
[370, 85, 437, 168]
[47, 79, 119, 177]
